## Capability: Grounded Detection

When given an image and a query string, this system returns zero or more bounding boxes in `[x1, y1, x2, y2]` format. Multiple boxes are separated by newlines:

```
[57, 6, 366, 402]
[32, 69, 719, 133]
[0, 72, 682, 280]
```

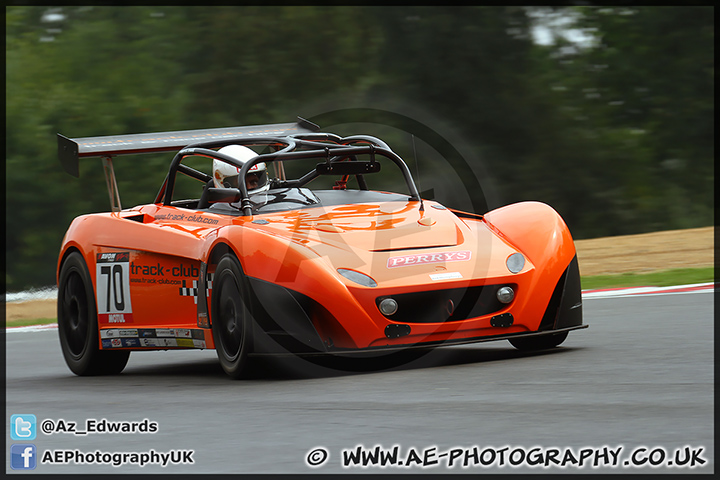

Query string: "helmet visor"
[246, 170, 268, 192]
[221, 174, 240, 189]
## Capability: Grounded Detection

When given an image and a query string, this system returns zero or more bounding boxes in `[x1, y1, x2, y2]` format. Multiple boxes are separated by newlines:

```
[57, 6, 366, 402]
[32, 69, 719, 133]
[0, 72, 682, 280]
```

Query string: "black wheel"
[57, 252, 130, 375]
[211, 254, 253, 378]
[508, 331, 569, 351]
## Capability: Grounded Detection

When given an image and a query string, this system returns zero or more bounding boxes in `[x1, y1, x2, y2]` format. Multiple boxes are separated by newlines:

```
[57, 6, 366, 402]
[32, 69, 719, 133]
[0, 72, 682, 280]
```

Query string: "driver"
[213, 144, 270, 194]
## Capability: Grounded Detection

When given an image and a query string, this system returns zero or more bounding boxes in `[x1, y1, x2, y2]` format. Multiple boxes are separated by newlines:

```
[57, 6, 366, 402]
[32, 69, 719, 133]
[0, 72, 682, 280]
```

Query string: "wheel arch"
[203, 238, 331, 354]
[483, 201, 579, 332]
[57, 242, 102, 305]
[483, 201, 576, 268]
[206, 241, 236, 269]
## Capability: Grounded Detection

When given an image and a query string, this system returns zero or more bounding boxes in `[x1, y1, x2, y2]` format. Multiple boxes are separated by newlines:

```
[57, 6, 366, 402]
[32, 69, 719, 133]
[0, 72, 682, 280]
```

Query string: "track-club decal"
[125, 255, 213, 303]
[387, 250, 472, 268]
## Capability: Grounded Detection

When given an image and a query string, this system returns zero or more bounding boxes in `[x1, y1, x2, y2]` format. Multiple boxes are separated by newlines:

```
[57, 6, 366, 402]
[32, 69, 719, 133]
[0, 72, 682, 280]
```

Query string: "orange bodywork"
[56, 121, 584, 365]
[58, 196, 578, 353]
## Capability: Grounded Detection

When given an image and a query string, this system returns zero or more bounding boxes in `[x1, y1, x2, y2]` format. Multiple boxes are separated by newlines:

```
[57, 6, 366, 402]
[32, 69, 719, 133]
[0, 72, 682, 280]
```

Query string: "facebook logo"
[10, 414, 36, 440]
[11, 444, 37, 470]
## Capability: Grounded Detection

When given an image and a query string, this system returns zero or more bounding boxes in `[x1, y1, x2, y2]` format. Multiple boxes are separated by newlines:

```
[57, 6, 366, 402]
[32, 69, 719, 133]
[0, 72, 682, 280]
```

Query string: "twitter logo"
[11, 415, 36, 440]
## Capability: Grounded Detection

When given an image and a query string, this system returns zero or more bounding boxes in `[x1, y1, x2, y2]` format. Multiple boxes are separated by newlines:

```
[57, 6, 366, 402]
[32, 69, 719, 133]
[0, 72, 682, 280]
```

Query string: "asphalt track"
[5, 289, 714, 474]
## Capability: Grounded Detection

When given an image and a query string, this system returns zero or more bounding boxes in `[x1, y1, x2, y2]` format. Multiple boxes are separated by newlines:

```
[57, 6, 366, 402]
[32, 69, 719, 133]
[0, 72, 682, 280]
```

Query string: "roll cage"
[58, 118, 421, 216]
[158, 133, 421, 216]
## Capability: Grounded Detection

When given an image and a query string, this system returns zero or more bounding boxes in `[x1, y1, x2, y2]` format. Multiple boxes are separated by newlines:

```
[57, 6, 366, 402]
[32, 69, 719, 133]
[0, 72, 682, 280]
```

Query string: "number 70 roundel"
[96, 252, 134, 324]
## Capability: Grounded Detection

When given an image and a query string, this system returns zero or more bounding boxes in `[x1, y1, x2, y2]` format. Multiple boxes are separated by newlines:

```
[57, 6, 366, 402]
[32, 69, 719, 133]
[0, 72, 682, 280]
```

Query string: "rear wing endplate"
[57, 117, 319, 177]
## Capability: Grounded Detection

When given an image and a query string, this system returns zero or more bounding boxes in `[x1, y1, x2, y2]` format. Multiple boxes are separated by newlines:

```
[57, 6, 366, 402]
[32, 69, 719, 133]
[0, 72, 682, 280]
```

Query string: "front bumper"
[246, 255, 585, 355]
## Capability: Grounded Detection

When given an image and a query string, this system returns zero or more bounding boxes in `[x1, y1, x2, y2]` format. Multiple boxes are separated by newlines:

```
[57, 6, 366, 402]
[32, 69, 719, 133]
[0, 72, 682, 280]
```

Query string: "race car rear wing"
[58, 117, 320, 177]
[57, 117, 319, 211]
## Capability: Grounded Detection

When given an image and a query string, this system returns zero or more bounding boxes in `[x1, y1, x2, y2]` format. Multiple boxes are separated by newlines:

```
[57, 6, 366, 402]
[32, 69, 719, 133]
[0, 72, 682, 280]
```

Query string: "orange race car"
[56, 118, 586, 378]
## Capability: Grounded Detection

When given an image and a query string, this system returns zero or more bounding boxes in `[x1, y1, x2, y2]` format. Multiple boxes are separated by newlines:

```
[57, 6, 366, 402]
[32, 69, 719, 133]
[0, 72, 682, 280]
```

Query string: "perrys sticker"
[387, 250, 472, 268]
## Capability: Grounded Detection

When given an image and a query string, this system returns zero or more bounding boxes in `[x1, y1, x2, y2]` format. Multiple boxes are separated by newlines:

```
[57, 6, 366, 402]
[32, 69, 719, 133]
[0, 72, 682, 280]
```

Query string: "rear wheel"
[57, 252, 130, 375]
[508, 331, 569, 351]
[211, 254, 253, 378]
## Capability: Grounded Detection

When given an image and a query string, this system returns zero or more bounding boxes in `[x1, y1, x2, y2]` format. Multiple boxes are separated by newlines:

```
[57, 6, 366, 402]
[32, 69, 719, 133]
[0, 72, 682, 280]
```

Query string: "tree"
[4, 6, 714, 290]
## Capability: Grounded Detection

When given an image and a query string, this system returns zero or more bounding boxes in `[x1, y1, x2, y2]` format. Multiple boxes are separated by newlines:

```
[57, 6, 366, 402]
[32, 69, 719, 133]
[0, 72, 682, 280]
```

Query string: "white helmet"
[213, 144, 269, 194]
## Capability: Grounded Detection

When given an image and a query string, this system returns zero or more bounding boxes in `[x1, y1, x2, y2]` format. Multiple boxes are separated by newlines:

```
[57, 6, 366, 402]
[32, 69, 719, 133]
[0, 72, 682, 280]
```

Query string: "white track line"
[6, 323, 58, 333]
[581, 282, 714, 299]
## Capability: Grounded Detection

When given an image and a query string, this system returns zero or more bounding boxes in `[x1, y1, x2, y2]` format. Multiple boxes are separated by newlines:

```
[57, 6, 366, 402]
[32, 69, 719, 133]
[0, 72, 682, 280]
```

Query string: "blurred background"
[5, 6, 714, 292]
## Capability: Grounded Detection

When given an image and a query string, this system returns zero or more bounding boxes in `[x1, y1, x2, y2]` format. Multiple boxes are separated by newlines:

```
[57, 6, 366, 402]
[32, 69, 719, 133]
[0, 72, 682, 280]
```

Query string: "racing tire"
[57, 251, 130, 375]
[508, 331, 569, 351]
[211, 254, 253, 379]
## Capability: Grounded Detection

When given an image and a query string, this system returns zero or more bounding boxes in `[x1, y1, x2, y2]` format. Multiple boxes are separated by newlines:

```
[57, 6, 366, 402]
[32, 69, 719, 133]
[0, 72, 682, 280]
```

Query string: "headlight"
[506, 253, 525, 274]
[337, 268, 377, 288]
[378, 298, 399, 316]
[496, 286, 515, 304]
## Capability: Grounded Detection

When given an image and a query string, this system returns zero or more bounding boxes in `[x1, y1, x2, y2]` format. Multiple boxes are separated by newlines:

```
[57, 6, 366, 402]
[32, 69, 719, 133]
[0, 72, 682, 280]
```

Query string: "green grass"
[5, 317, 56, 328]
[581, 266, 714, 290]
[5, 267, 714, 328]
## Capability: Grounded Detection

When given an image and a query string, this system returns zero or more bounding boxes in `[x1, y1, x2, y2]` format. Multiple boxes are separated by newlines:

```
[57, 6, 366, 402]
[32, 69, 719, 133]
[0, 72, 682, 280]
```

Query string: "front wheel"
[508, 331, 569, 351]
[211, 254, 253, 378]
[57, 251, 130, 375]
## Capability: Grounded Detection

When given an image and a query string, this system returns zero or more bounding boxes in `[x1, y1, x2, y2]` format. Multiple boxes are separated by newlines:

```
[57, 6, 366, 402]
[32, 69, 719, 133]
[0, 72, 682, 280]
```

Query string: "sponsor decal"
[127, 258, 212, 304]
[153, 213, 219, 225]
[387, 251, 472, 268]
[130, 262, 199, 278]
[100, 329, 138, 339]
[97, 252, 130, 263]
[108, 313, 129, 323]
[429, 272, 464, 281]
[99, 328, 206, 350]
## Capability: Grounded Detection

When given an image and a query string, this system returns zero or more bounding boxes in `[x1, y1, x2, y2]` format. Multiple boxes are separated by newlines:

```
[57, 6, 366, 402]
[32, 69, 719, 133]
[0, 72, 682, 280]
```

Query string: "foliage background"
[5, 6, 714, 291]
